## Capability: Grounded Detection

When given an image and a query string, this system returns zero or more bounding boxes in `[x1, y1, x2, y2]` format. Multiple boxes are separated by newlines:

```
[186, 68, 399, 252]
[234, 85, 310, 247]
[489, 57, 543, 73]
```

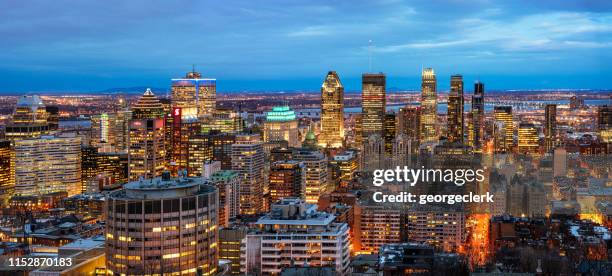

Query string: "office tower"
[447, 75, 464, 143]
[553, 148, 567, 177]
[81, 146, 99, 193]
[0, 141, 14, 206]
[14, 135, 81, 197]
[5, 95, 50, 140]
[403, 209, 465, 252]
[569, 95, 584, 110]
[468, 81, 485, 151]
[294, 149, 328, 204]
[361, 73, 386, 138]
[168, 107, 202, 173]
[518, 123, 539, 154]
[544, 104, 557, 152]
[384, 112, 396, 155]
[240, 199, 351, 275]
[354, 203, 401, 253]
[391, 133, 411, 167]
[493, 106, 513, 153]
[319, 71, 345, 148]
[114, 108, 131, 152]
[420, 68, 438, 142]
[209, 133, 236, 170]
[263, 106, 299, 147]
[128, 89, 166, 181]
[269, 161, 304, 204]
[397, 106, 420, 141]
[131, 89, 165, 119]
[219, 227, 248, 275]
[171, 70, 216, 118]
[269, 147, 296, 164]
[105, 174, 218, 276]
[210, 170, 240, 227]
[330, 150, 358, 187]
[90, 113, 121, 152]
[202, 108, 243, 134]
[353, 114, 364, 148]
[231, 134, 264, 214]
[362, 134, 384, 172]
[598, 105, 612, 143]
[45, 106, 59, 131]
[97, 152, 129, 185]
[187, 134, 213, 177]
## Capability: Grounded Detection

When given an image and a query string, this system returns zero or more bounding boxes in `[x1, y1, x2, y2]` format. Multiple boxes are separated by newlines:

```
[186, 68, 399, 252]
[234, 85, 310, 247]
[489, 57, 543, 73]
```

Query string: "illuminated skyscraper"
[329, 150, 358, 187]
[319, 71, 345, 148]
[187, 134, 213, 177]
[294, 149, 328, 204]
[384, 112, 396, 154]
[493, 106, 513, 153]
[468, 81, 485, 151]
[518, 123, 539, 154]
[544, 104, 557, 152]
[420, 68, 437, 142]
[171, 70, 216, 118]
[269, 160, 304, 204]
[397, 106, 421, 152]
[231, 134, 264, 214]
[362, 73, 386, 138]
[447, 75, 464, 143]
[202, 108, 243, 134]
[106, 174, 218, 276]
[0, 141, 14, 206]
[210, 170, 240, 227]
[128, 89, 166, 181]
[168, 107, 201, 174]
[5, 95, 50, 141]
[15, 135, 81, 197]
[597, 105, 612, 143]
[263, 106, 299, 147]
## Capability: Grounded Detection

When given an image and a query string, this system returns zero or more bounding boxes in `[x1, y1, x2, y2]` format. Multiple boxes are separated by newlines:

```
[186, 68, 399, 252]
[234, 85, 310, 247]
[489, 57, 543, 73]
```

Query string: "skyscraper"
[447, 75, 464, 143]
[362, 73, 386, 139]
[269, 160, 304, 204]
[210, 170, 240, 227]
[128, 89, 166, 181]
[171, 70, 216, 118]
[15, 135, 81, 197]
[397, 106, 421, 152]
[5, 95, 50, 141]
[518, 123, 539, 154]
[319, 71, 345, 148]
[493, 106, 513, 153]
[231, 134, 265, 215]
[187, 134, 213, 177]
[420, 68, 437, 142]
[384, 112, 396, 154]
[468, 81, 485, 151]
[105, 174, 218, 276]
[294, 149, 328, 204]
[0, 141, 14, 206]
[544, 104, 557, 152]
[263, 106, 299, 147]
[169, 107, 201, 174]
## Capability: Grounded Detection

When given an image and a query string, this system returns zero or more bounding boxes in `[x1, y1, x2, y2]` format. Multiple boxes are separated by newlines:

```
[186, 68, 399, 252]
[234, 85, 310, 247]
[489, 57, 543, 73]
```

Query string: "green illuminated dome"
[266, 106, 296, 122]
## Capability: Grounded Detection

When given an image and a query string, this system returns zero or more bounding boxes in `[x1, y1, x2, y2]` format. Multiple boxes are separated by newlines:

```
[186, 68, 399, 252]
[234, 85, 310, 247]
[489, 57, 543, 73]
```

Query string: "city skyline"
[2, 0, 612, 92]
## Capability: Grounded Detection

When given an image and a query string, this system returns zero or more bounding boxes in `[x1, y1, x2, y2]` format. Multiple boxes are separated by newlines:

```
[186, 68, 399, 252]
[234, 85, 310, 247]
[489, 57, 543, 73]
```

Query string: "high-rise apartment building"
[128, 89, 166, 181]
[518, 123, 539, 154]
[354, 203, 401, 253]
[403, 208, 465, 252]
[231, 134, 265, 215]
[294, 149, 328, 204]
[15, 135, 81, 197]
[5, 95, 50, 141]
[420, 68, 438, 142]
[263, 106, 299, 147]
[362, 73, 386, 139]
[240, 199, 351, 275]
[319, 71, 345, 148]
[493, 106, 513, 153]
[269, 160, 304, 204]
[544, 104, 557, 152]
[468, 81, 485, 151]
[219, 227, 248, 275]
[171, 71, 216, 118]
[447, 75, 464, 143]
[105, 174, 218, 276]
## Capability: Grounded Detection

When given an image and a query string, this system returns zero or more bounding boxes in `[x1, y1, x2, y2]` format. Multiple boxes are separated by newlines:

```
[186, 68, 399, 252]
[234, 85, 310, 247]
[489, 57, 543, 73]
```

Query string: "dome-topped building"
[5, 95, 50, 140]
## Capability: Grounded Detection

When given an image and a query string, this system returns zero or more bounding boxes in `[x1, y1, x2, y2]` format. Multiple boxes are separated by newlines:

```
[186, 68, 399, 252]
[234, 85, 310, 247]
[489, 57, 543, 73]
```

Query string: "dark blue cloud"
[0, 0, 611, 92]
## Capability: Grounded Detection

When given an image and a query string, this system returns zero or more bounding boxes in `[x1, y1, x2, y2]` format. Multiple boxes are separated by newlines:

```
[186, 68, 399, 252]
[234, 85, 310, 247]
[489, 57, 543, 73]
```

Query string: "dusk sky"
[1, 0, 612, 93]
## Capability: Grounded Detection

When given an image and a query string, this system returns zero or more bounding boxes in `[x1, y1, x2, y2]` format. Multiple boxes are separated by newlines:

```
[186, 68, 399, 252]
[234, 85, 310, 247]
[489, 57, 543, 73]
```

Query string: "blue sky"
[1, 0, 612, 93]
